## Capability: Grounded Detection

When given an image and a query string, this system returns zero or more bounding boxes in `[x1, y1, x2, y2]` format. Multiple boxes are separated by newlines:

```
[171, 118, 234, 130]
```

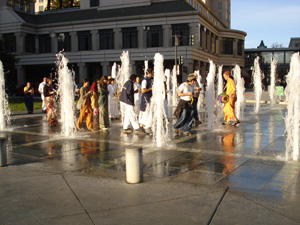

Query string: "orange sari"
[224, 77, 237, 122]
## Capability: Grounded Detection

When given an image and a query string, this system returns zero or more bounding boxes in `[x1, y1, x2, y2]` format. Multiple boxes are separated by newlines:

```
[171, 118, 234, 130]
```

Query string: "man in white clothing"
[38, 77, 47, 113]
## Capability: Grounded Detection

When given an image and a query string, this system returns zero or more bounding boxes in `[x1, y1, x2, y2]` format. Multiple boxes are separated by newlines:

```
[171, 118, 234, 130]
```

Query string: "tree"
[0, 40, 18, 89]
[271, 42, 285, 48]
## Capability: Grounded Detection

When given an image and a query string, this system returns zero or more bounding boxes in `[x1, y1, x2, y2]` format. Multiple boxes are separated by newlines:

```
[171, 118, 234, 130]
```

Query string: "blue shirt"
[119, 80, 135, 106]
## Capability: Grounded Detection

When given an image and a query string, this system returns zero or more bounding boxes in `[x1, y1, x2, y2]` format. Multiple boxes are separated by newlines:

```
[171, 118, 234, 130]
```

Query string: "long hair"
[91, 81, 98, 93]
[99, 76, 108, 89]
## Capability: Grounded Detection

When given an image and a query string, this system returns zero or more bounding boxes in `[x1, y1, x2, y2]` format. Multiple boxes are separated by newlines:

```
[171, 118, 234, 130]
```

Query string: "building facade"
[0, 0, 245, 87]
[244, 39, 300, 86]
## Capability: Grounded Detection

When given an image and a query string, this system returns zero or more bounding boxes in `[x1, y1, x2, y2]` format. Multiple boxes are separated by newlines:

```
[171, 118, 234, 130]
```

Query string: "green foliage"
[0, 40, 18, 89]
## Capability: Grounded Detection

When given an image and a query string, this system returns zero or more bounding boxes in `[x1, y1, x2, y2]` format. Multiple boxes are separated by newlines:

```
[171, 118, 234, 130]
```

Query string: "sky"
[231, 0, 300, 49]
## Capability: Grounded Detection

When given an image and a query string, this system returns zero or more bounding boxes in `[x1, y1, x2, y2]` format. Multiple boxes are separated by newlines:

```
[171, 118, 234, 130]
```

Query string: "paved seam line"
[206, 187, 229, 225]
[61, 174, 96, 225]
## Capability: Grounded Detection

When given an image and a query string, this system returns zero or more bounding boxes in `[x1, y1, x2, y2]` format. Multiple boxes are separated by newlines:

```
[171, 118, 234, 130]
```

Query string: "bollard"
[125, 147, 143, 184]
[0, 138, 7, 167]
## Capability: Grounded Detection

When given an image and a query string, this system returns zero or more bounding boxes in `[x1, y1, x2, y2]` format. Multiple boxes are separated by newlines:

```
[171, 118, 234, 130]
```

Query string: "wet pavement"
[1, 94, 300, 225]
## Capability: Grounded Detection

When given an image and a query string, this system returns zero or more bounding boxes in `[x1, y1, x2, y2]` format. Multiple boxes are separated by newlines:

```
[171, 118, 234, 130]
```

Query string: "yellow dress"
[223, 77, 237, 122]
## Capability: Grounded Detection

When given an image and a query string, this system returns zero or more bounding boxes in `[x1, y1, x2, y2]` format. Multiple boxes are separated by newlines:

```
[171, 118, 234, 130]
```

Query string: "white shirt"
[134, 82, 141, 104]
[141, 79, 147, 89]
[38, 81, 46, 95]
[178, 82, 194, 101]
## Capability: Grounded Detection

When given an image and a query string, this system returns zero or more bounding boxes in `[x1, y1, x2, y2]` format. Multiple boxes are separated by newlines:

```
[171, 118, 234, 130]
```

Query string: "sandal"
[232, 120, 240, 126]
[222, 121, 230, 125]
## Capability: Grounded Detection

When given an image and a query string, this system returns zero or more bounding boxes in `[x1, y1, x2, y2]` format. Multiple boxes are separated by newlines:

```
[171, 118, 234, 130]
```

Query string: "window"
[90, 0, 99, 7]
[3, 33, 16, 53]
[190, 0, 192, 5]
[221, 38, 233, 55]
[218, 2, 222, 9]
[39, 6, 43, 11]
[238, 40, 244, 56]
[195, 2, 198, 9]
[147, 26, 163, 48]
[122, 27, 138, 49]
[25, 33, 35, 53]
[78, 31, 92, 51]
[99, 29, 114, 50]
[57, 33, 71, 52]
[172, 24, 189, 46]
[39, 34, 51, 53]
[218, 12, 222, 19]
[39, 0, 43, 2]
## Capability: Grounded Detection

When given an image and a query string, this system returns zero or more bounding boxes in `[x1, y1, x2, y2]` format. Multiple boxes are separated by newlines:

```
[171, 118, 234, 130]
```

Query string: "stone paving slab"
[1, 97, 300, 224]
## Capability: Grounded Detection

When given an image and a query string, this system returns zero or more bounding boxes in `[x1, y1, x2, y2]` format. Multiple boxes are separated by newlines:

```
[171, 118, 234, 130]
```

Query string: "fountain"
[253, 56, 264, 113]
[171, 65, 178, 106]
[117, 51, 131, 117]
[285, 52, 300, 161]
[56, 52, 77, 136]
[269, 58, 277, 108]
[165, 69, 171, 116]
[111, 62, 117, 79]
[151, 53, 168, 147]
[205, 59, 217, 130]
[0, 61, 11, 130]
[215, 66, 224, 122]
[144, 60, 148, 77]
[233, 65, 245, 120]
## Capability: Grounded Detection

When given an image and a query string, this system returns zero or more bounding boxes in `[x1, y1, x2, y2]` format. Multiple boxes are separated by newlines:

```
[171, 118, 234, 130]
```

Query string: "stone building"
[0, 0, 246, 86]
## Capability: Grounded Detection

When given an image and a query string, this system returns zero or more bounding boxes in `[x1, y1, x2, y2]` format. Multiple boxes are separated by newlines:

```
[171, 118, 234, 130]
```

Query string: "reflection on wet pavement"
[1, 104, 300, 196]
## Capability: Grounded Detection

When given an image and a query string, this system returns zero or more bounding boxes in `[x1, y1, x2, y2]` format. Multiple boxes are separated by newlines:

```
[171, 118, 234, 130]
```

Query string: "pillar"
[91, 30, 99, 51]
[101, 61, 110, 76]
[216, 36, 221, 55]
[15, 32, 25, 54]
[137, 26, 144, 49]
[233, 38, 238, 57]
[163, 24, 172, 48]
[70, 31, 78, 52]
[190, 23, 199, 48]
[51, 33, 58, 53]
[114, 28, 121, 50]
[78, 62, 87, 81]
[16, 65, 25, 87]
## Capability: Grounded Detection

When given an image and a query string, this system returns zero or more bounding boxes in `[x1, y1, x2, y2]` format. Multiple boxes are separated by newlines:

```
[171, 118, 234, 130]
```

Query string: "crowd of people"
[28, 70, 239, 135]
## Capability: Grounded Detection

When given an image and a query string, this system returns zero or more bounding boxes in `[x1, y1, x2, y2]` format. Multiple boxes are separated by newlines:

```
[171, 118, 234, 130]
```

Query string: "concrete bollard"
[0, 138, 7, 167]
[125, 147, 143, 184]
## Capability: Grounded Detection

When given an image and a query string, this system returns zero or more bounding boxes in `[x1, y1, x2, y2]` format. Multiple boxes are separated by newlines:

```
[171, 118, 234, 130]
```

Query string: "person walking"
[134, 76, 142, 118]
[223, 71, 240, 126]
[90, 81, 99, 126]
[43, 78, 58, 126]
[76, 79, 93, 131]
[38, 77, 47, 113]
[98, 76, 109, 130]
[108, 78, 119, 120]
[120, 74, 145, 135]
[23, 82, 34, 114]
[139, 68, 153, 134]
[173, 74, 197, 135]
[192, 73, 202, 125]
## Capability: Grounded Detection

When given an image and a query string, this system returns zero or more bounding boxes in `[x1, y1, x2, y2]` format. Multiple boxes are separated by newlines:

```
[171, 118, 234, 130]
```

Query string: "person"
[119, 74, 145, 135]
[23, 82, 34, 114]
[76, 79, 93, 131]
[134, 76, 142, 117]
[38, 77, 47, 113]
[223, 71, 240, 126]
[173, 74, 197, 135]
[192, 73, 202, 125]
[90, 81, 99, 125]
[43, 78, 58, 126]
[139, 68, 153, 134]
[98, 76, 109, 130]
[108, 78, 119, 120]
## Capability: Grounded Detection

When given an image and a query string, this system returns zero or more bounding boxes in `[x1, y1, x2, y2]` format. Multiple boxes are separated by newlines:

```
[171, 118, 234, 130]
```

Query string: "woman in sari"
[98, 76, 109, 130]
[76, 79, 93, 131]
[108, 78, 119, 120]
[43, 78, 58, 127]
[23, 82, 34, 114]
[90, 81, 99, 126]
[223, 71, 240, 126]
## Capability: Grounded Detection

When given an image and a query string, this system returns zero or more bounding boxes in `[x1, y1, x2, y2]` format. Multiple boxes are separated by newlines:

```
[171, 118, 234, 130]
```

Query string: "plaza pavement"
[0, 91, 299, 225]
